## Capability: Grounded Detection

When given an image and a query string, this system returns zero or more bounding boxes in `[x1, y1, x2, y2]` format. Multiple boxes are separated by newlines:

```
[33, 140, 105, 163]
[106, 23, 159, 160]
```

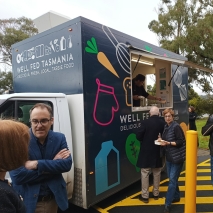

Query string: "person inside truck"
[10, 103, 72, 213]
[132, 74, 163, 107]
[0, 120, 30, 213]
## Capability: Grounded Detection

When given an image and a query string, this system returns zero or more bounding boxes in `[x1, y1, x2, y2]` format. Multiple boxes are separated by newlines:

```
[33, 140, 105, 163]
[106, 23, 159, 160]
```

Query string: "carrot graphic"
[85, 37, 119, 78]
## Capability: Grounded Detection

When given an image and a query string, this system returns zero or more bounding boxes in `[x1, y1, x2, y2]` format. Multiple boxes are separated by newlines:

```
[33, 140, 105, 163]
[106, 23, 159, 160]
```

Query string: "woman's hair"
[0, 120, 30, 171]
[189, 106, 195, 112]
[162, 108, 175, 117]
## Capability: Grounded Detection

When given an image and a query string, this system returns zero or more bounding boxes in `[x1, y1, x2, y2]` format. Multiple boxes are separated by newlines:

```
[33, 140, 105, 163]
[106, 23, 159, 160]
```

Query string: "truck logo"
[16, 35, 73, 64]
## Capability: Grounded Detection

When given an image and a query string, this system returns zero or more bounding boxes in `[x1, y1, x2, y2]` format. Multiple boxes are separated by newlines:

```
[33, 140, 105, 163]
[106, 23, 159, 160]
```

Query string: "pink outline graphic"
[93, 78, 119, 126]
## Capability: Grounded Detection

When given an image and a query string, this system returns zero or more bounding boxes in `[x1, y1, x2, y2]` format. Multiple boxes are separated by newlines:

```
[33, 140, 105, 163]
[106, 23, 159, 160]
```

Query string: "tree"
[0, 17, 38, 66]
[188, 86, 200, 101]
[147, 84, 156, 96]
[0, 17, 38, 91]
[0, 71, 13, 94]
[188, 97, 204, 117]
[148, 0, 213, 93]
[198, 95, 213, 115]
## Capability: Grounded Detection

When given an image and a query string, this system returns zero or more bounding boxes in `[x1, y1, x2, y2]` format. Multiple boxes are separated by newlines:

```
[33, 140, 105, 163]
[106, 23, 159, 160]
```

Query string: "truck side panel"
[81, 19, 188, 206]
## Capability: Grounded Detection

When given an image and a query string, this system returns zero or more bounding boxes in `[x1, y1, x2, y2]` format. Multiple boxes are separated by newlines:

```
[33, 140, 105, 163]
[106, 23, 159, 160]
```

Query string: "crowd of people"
[135, 104, 213, 213]
[0, 102, 207, 213]
[136, 107, 186, 213]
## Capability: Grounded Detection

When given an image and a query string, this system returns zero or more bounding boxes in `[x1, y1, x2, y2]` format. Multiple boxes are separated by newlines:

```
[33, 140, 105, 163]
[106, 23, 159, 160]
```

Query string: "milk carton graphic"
[95, 140, 120, 195]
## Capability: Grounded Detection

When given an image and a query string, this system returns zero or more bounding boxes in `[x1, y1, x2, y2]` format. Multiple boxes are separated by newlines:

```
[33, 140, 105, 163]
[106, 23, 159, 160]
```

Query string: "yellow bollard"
[184, 130, 198, 213]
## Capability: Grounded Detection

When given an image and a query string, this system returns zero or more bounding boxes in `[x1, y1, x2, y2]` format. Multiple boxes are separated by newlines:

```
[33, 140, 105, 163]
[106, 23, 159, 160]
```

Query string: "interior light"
[131, 58, 153, 66]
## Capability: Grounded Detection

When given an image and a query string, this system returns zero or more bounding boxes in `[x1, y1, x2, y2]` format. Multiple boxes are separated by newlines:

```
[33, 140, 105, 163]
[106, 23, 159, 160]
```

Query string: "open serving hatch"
[129, 46, 212, 112]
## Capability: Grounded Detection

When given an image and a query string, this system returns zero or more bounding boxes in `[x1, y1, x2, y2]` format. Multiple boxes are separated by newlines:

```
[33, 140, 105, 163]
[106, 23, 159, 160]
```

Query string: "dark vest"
[163, 121, 186, 164]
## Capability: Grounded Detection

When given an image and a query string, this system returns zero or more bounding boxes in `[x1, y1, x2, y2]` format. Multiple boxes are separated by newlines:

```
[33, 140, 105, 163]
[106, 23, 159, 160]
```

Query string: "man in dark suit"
[136, 106, 165, 203]
[10, 103, 72, 213]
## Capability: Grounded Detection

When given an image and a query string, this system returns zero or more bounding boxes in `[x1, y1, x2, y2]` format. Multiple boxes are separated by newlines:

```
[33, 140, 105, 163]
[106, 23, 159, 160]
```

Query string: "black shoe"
[164, 206, 171, 213]
[172, 198, 180, 203]
[138, 195, 149, 203]
[153, 195, 159, 200]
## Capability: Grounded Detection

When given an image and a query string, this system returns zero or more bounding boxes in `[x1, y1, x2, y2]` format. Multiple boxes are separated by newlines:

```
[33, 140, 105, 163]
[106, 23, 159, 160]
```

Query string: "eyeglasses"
[30, 118, 52, 126]
[164, 115, 172, 118]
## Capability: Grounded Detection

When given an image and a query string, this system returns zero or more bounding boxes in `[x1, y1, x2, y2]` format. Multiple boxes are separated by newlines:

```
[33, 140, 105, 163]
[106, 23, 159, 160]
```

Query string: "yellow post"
[184, 130, 198, 213]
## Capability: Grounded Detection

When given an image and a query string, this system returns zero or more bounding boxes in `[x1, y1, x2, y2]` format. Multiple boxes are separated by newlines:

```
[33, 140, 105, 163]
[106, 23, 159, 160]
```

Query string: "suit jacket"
[136, 115, 165, 168]
[10, 130, 72, 213]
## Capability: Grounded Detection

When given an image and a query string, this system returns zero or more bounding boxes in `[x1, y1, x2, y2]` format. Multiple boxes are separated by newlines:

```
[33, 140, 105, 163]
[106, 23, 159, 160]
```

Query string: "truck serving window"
[0, 100, 53, 128]
[130, 50, 183, 112]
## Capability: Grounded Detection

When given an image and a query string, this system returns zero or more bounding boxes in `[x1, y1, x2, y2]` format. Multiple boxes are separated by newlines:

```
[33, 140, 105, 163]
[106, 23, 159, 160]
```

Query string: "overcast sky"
[0, 0, 160, 46]
[0, 0, 204, 94]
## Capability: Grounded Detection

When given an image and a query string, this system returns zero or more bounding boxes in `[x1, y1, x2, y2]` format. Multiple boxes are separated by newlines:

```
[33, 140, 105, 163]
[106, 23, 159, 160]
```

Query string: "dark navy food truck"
[0, 16, 207, 209]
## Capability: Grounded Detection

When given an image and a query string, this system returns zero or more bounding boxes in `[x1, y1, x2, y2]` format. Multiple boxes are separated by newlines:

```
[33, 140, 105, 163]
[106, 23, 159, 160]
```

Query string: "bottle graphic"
[68, 35, 72, 48]
[60, 36, 66, 51]
[95, 140, 120, 195]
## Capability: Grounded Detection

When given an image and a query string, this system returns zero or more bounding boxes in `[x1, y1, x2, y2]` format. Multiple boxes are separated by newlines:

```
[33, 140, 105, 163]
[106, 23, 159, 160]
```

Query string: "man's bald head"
[149, 106, 159, 116]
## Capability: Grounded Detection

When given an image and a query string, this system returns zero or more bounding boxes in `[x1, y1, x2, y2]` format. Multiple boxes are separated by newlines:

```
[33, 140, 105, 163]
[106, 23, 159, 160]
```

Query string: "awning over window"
[184, 61, 213, 73]
[129, 45, 213, 73]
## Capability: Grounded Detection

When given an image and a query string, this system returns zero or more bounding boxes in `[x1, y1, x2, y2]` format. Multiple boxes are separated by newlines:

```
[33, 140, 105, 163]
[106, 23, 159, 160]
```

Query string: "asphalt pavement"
[59, 148, 211, 213]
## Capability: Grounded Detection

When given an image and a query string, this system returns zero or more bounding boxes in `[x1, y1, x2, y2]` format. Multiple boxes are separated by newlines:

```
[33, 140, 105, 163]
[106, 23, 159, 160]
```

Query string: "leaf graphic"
[85, 37, 98, 54]
[87, 40, 94, 49]
[125, 133, 140, 172]
[85, 47, 97, 54]
[87, 40, 98, 53]
[91, 37, 98, 52]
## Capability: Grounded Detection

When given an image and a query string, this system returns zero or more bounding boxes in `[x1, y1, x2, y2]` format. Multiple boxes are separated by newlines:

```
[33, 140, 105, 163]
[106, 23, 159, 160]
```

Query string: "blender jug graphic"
[95, 140, 120, 195]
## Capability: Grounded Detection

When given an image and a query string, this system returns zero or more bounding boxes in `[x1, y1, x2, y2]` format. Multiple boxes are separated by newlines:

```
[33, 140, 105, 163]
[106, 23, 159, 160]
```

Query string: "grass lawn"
[196, 118, 210, 149]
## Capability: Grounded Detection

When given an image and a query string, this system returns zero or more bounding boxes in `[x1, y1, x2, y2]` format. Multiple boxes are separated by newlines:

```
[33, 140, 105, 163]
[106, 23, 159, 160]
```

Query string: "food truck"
[0, 16, 209, 209]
